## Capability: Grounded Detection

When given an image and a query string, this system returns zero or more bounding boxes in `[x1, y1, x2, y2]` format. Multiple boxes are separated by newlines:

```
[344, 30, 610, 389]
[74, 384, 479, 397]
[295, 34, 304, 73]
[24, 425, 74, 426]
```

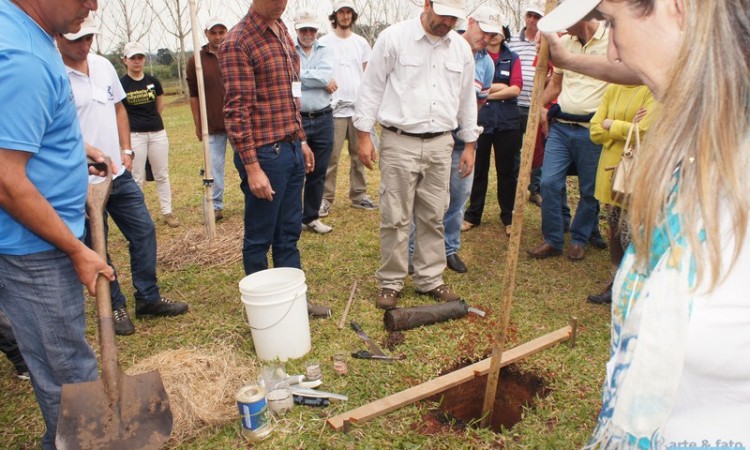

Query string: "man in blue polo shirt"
[0, 0, 113, 447]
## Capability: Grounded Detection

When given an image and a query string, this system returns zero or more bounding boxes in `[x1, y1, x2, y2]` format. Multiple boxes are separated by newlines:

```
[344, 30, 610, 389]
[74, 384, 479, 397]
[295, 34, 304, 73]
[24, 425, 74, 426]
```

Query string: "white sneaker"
[303, 219, 333, 234]
[318, 200, 331, 217]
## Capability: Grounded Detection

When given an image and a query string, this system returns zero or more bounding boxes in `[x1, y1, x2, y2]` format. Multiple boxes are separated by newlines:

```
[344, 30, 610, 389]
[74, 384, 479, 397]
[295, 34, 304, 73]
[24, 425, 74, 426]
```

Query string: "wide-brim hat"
[538, 0, 601, 32]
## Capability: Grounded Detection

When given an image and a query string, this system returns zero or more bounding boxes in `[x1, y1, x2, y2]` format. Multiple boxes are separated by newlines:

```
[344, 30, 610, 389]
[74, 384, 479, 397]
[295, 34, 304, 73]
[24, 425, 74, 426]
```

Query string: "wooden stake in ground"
[338, 280, 358, 329]
[480, 0, 558, 428]
[188, 0, 216, 239]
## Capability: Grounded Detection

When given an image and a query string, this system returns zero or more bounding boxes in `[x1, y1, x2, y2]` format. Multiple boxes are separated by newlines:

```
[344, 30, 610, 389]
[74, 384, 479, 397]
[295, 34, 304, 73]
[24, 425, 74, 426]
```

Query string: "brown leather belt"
[279, 131, 300, 143]
[382, 125, 447, 140]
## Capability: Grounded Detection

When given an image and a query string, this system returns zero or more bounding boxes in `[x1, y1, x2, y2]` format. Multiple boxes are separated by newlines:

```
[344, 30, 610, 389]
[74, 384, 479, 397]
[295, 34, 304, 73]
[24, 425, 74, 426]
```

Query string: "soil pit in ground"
[426, 364, 549, 433]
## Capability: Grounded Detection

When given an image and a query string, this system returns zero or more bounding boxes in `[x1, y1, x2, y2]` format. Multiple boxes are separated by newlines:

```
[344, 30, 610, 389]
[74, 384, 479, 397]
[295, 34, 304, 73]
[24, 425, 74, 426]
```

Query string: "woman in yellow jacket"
[588, 84, 657, 304]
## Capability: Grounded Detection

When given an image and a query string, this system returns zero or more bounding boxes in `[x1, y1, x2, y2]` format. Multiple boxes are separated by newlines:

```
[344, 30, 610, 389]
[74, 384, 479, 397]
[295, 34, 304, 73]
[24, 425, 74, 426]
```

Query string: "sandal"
[461, 220, 477, 232]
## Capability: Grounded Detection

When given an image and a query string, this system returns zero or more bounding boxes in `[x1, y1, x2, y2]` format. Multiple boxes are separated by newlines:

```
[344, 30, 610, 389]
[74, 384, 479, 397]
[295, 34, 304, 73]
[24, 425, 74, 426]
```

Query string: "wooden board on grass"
[327, 325, 572, 430]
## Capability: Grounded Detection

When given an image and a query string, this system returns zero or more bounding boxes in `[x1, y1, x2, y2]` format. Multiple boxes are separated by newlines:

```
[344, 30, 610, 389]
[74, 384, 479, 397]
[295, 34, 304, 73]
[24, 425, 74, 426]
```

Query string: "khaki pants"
[376, 129, 453, 292]
[322, 117, 368, 204]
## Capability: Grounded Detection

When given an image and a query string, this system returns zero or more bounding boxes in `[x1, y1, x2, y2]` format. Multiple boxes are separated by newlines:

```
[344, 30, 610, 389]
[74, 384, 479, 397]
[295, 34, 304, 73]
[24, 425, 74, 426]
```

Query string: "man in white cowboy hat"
[187, 17, 231, 221]
[318, 0, 375, 217]
[294, 9, 337, 237]
[355, 0, 481, 309]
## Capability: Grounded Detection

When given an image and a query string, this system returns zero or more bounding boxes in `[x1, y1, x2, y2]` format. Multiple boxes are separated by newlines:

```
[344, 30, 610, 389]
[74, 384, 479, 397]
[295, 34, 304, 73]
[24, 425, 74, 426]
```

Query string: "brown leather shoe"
[567, 243, 585, 261]
[416, 284, 460, 302]
[527, 242, 562, 259]
[376, 288, 401, 310]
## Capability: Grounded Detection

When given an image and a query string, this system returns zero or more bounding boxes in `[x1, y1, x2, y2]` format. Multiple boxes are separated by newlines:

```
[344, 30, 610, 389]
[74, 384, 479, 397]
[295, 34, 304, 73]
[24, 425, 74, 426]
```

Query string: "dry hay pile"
[156, 223, 243, 271]
[126, 346, 259, 445]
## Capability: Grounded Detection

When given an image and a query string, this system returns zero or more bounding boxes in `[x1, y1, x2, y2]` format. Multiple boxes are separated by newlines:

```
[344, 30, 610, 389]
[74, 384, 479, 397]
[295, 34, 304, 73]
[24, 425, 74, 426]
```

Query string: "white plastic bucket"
[239, 268, 311, 361]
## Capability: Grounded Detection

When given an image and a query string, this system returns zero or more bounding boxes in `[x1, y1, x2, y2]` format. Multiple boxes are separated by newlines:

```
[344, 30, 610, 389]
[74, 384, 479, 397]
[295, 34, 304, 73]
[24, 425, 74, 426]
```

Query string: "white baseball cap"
[432, 0, 467, 19]
[525, 0, 546, 17]
[538, 0, 601, 32]
[204, 17, 227, 32]
[294, 9, 320, 30]
[63, 16, 98, 40]
[333, 0, 357, 14]
[470, 6, 503, 34]
[123, 41, 147, 58]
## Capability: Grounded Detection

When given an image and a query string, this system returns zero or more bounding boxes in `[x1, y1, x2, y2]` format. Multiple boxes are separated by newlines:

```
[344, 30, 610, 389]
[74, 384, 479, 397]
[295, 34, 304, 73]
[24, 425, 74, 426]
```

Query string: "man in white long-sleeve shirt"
[354, 0, 481, 309]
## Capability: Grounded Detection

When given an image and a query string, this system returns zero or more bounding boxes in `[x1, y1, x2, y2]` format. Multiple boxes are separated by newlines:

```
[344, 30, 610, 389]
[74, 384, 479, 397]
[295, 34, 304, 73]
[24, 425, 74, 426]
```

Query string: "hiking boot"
[416, 284, 460, 302]
[136, 297, 189, 318]
[163, 213, 180, 228]
[352, 197, 377, 210]
[307, 301, 332, 318]
[376, 288, 401, 310]
[303, 219, 333, 234]
[319, 200, 331, 217]
[214, 210, 223, 221]
[113, 307, 136, 336]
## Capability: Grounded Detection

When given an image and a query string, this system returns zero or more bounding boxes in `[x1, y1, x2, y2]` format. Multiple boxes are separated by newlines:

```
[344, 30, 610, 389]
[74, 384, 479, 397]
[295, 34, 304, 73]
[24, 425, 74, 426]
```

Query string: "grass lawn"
[0, 95, 613, 449]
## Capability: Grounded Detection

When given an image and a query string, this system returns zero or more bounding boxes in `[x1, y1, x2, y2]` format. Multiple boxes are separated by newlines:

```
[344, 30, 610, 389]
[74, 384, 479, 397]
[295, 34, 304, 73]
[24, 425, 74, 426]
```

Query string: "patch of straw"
[126, 346, 259, 445]
[156, 223, 243, 271]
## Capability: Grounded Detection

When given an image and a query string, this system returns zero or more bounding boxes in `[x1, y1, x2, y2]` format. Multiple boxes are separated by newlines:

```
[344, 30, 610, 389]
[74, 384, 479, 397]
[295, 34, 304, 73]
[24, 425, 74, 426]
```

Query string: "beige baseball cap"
[333, 0, 357, 14]
[538, 0, 601, 32]
[470, 6, 503, 34]
[63, 16, 98, 40]
[204, 17, 227, 32]
[525, 0, 546, 17]
[123, 41, 147, 58]
[432, 0, 467, 19]
[294, 9, 320, 30]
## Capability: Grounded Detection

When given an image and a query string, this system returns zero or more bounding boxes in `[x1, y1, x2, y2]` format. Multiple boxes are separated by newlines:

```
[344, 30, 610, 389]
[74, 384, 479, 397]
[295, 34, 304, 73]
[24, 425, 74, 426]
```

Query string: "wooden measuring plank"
[327, 325, 572, 431]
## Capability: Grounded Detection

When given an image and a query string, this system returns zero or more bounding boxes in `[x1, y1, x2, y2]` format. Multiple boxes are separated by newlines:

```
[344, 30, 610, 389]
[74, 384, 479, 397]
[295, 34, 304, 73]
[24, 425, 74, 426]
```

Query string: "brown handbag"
[609, 119, 640, 204]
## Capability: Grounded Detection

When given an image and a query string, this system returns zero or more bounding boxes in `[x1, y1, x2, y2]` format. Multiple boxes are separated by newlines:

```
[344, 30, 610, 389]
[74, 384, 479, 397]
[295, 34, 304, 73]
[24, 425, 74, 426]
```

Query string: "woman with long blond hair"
[541, 0, 750, 447]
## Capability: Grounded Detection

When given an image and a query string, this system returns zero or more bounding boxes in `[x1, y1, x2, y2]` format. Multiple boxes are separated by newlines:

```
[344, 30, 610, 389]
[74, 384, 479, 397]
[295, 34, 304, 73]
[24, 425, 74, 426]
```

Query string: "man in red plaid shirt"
[220, 0, 330, 317]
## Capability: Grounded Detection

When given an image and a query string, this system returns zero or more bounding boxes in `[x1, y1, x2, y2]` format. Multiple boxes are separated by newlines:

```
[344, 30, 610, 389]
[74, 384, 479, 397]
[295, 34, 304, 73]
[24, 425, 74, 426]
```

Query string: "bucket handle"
[241, 287, 306, 331]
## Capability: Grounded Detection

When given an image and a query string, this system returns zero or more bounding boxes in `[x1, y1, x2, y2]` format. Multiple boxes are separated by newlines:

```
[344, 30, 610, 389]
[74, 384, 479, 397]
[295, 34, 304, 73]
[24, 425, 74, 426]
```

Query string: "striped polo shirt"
[508, 29, 537, 108]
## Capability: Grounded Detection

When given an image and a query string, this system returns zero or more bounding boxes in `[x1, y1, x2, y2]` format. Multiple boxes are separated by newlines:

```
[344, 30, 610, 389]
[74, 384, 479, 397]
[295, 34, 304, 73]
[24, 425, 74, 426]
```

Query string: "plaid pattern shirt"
[219, 8, 305, 165]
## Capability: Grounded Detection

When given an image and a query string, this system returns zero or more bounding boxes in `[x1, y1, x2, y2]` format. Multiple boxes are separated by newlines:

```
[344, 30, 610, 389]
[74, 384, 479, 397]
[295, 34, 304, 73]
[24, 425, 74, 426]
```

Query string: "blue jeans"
[409, 135, 472, 258]
[540, 122, 602, 249]
[208, 133, 230, 211]
[234, 140, 305, 274]
[0, 249, 99, 449]
[85, 170, 160, 309]
[302, 113, 334, 224]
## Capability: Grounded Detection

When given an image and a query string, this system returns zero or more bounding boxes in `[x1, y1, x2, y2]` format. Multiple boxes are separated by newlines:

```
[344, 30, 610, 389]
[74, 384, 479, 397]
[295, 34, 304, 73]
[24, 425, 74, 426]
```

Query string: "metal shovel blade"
[56, 370, 172, 450]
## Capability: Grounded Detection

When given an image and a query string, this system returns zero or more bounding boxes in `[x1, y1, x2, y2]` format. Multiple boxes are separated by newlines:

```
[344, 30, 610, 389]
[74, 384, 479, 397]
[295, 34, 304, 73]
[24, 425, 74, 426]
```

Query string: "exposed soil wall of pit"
[426, 364, 549, 433]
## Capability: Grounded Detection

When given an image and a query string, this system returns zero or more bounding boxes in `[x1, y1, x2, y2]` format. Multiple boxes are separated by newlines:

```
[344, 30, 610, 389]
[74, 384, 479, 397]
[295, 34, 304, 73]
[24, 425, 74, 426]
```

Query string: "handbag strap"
[622, 119, 641, 159]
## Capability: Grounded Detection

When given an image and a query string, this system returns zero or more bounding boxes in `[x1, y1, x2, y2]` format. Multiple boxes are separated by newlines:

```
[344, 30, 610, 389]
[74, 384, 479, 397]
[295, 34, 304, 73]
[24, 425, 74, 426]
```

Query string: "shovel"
[56, 158, 173, 449]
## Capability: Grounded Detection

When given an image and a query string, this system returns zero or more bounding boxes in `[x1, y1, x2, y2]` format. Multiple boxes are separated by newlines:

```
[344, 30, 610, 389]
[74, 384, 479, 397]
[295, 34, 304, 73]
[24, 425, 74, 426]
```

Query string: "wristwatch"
[121, 149, 134, 157]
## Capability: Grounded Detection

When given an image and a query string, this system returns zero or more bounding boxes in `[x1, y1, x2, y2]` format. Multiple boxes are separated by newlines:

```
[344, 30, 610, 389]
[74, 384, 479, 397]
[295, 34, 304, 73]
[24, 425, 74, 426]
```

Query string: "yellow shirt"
[554, 22, 610, 116]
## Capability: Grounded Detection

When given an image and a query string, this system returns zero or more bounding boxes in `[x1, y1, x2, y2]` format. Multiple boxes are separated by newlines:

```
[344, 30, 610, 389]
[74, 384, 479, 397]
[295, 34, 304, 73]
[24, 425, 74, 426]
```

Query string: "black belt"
[300, 107, 332, 119]
[278, 130, 300, 143]
[382, 125, 447, 140]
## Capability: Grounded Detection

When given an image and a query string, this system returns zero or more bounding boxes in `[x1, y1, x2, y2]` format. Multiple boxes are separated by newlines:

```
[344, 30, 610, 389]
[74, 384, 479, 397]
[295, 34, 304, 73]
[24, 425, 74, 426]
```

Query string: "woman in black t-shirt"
[120, 42, 179, 228]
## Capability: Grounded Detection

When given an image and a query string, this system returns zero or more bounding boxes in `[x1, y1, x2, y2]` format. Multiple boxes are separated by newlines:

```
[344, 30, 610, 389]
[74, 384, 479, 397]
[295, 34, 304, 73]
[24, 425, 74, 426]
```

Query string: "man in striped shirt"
[508, 0, 545, 206]
[221, 0, 329, 317]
